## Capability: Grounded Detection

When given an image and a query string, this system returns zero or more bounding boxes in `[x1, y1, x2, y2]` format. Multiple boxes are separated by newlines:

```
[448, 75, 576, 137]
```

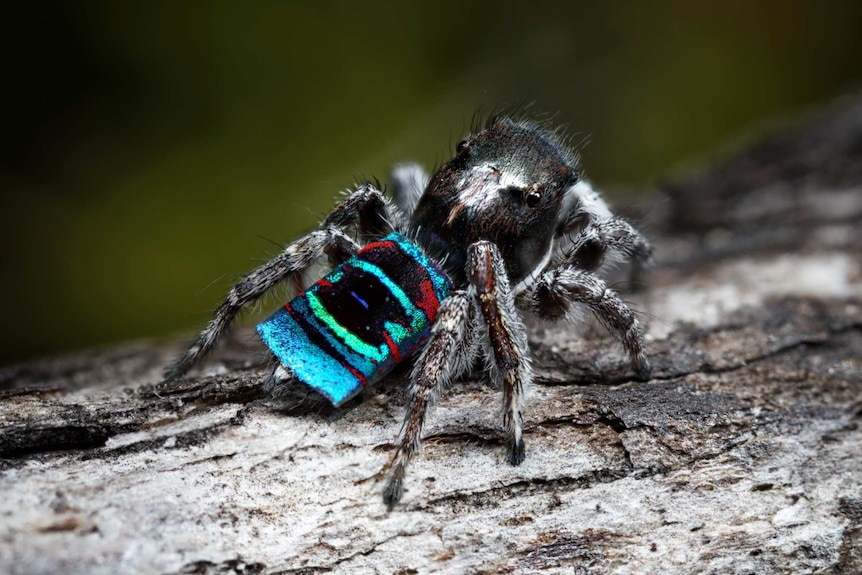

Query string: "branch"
[2, 95, 862, 574]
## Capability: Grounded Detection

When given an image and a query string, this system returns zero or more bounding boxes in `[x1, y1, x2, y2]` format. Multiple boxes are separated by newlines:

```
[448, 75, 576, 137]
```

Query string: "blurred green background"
[2, 1, 861, 366]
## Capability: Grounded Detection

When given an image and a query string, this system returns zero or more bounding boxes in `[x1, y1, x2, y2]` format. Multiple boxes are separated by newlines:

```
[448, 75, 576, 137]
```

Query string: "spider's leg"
[164, 228, 358, 382]
[557, 179, 614, 229]
[261, 363, 331, 408]
[530, 266, 652, 381]
[382, 290, 476, 509]
[327, 183, 407, 240]
[560, 217, 653, 275]
[468, 241, 532, 466]
[164, 184, 397, 382]
[264, 364, 295, 398]
[387, 162, 429, 218]
[555, 180, 652, 284]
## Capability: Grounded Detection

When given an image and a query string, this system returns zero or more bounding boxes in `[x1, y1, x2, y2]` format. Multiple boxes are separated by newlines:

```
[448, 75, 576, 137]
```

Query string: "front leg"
[382, 291, 475, 509]
[531, 265, 652, 380]
[468, 241, 532, 466]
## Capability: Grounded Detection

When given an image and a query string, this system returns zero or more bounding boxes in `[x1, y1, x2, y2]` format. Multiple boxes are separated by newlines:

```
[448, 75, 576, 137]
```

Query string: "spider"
[164, 116, 653, 509]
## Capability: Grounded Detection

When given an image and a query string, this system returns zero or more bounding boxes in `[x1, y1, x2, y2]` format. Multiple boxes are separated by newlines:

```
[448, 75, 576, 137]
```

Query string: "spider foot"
[506, 437, 526, 466]
[382, 474, 404, 510]
[633, 354, 652, 381]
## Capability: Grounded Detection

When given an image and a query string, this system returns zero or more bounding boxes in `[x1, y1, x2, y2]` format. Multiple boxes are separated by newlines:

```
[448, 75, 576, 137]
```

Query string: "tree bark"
[2, 95, 861, 575]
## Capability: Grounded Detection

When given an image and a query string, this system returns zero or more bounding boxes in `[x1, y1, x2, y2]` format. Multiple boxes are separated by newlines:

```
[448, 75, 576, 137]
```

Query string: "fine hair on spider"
[164, 114, 654, 509]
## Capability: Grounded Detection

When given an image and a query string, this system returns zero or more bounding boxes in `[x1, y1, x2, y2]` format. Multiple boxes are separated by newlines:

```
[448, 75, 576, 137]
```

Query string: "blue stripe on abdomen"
[256, 232, 452, 406]
[256, 306, 367, 405]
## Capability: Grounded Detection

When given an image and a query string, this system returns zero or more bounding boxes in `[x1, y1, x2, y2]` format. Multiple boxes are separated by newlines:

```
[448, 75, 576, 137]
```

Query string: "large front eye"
[456, 140, 469, 154]
[526, 190, 542, 207]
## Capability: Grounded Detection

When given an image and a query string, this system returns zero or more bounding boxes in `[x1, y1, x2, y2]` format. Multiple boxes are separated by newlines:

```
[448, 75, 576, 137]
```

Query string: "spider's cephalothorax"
[164, 117, 654, 509]
[411, 119, 579, 288]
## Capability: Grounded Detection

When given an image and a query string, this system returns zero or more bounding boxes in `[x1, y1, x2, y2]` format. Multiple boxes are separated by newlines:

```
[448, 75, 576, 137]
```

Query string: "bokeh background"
[2, 1, 861, 366]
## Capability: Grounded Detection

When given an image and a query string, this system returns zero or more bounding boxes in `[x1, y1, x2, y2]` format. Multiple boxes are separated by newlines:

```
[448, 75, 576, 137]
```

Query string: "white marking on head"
[457, 164, 528, 212]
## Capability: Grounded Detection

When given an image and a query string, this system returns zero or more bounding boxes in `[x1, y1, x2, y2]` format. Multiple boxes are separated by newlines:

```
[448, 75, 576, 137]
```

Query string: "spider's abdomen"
[257, 232, 452, 406]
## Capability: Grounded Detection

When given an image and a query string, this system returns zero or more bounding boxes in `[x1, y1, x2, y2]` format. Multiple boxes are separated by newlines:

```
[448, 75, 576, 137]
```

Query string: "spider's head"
[411, 118, 580, 288]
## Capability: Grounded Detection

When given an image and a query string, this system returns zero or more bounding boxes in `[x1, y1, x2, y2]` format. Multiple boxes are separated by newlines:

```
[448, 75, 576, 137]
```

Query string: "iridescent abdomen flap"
[257, 232, 452, 406]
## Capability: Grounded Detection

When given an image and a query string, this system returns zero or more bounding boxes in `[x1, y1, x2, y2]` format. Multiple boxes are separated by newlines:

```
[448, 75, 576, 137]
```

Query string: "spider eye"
[456, 140, 469, 154]
[526, 190, 542, 208]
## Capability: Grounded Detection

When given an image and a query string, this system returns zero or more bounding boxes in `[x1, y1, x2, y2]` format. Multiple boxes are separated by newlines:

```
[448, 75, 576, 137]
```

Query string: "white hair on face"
[453, 164, 527, 213]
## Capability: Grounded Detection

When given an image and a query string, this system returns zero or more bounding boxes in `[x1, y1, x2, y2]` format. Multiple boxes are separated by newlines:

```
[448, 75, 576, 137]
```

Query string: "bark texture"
[2, 95, 862, 575]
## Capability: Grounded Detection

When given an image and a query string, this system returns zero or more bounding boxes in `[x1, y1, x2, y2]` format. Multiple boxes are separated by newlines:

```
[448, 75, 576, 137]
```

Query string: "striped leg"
[468, 241, 532, 466]
[164, 185, 396, 382]
[382, 291, 475, 509]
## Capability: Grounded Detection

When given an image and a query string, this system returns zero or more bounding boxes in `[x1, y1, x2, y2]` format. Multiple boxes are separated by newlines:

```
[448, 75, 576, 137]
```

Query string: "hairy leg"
[387, 162, 429, 218]
[164, 185, 397, 381]
[264, 363, 295, 398]
[531, 266, 651, 380]
[563, 217, 653, 273]
[382, 291, 476, 508]
[468, 240, 532, 466]
[555, 179, 652, 285]
[328, 183, 406, 241]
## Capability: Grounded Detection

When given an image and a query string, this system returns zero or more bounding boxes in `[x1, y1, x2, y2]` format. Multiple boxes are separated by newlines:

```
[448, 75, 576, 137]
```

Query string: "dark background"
[2, 1, 861, 366]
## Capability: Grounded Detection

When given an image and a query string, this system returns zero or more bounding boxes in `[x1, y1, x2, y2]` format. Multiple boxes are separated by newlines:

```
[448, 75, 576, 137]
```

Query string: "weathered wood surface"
[2, 95, 861, 575]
